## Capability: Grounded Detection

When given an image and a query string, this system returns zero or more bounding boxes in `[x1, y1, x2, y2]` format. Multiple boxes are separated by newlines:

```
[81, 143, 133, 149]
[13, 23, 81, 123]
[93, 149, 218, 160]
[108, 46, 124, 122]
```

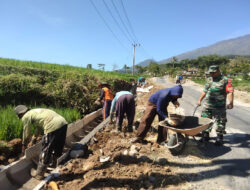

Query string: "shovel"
[193, 105, 200, 116]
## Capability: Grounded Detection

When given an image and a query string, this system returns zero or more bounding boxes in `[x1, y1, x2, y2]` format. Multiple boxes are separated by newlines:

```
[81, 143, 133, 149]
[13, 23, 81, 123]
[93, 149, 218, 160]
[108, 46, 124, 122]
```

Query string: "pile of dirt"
[0, 138, 22, 165]
[45, 129, 189, 190]
[43, 80, 209, 190]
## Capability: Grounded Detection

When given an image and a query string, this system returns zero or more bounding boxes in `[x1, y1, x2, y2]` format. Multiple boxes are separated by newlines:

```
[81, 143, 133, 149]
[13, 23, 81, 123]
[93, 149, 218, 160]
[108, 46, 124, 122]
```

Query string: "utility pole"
[132, 43, 140, 75]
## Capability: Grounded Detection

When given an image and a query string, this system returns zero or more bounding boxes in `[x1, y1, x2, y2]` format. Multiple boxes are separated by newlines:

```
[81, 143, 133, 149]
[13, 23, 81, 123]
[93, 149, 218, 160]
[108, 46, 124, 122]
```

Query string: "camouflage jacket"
[203, 75, 233, 109]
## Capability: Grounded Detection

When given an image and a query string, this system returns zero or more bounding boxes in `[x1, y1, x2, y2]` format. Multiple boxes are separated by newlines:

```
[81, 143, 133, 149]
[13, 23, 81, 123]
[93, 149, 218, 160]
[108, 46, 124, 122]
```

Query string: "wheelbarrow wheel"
[167, 133, 186, 155]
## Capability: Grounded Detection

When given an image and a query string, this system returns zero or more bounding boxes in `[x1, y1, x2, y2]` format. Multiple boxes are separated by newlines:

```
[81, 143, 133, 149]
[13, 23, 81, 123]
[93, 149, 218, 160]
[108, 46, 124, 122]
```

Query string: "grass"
[192, 77, 250, 92]
[0, 105, 82, 141]
[0, 57, 138, 81]
[0, 57, 140, 141]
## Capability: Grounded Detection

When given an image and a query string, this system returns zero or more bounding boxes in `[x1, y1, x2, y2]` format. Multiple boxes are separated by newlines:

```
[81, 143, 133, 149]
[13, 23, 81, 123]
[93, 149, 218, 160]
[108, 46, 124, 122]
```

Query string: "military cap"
[207, 65, 219, 73]
[14, 105, 28, 115]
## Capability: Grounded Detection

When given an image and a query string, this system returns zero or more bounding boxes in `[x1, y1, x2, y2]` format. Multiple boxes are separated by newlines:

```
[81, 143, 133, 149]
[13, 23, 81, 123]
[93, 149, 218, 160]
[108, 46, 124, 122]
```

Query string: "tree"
[123, 64, 130, 73]
[135, 65, 146, 74]
[86, 64, 92, 69]
[147, 61, 160, 76]
[98, 64, 105, 71]
[171, 57, 178, 68]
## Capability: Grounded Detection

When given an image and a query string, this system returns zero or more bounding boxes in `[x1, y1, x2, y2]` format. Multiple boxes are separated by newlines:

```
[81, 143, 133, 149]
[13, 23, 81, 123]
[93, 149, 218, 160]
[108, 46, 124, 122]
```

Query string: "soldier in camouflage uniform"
[197, 65, 234, 146]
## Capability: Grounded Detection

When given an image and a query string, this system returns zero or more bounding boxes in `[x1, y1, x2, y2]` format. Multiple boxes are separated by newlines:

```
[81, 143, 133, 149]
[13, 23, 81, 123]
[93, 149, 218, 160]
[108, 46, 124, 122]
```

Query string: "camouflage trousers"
[201, 108, 227, 135]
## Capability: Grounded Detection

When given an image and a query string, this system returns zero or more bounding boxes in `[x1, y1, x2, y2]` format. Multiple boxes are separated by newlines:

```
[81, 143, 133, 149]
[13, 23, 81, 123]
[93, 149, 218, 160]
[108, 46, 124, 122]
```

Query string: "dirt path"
[43, 78, 250, 190]
[42, 81, 196, 190]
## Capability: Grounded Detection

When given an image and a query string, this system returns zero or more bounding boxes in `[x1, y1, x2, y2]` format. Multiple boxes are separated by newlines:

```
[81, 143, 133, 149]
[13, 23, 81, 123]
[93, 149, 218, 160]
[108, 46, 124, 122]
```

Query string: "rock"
[143, 168, 151, 176]
[64, 163, 73, 172]
[70, 150, 84, 158]
[0, 155, 6, 162]
[138, 154, 150, 162]
[155, 157, 168, 165]
[99, 156, 110, 163]
[82, 161, 95, 171]
[130, 145, 140, 152]
[165, 166, 171, 172]
[123, 150, 128, 156]
[129, 150, 138, 157]
[8, 158, 16, 164]
[148, 176, 156, 182]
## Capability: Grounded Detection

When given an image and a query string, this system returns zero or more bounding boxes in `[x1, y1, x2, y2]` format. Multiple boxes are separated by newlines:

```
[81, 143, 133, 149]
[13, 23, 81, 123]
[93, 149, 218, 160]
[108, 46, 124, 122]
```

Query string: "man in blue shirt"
[132, 85, 183, 144]
[110, 91, 135, 132]
[137, 77, 145, 87]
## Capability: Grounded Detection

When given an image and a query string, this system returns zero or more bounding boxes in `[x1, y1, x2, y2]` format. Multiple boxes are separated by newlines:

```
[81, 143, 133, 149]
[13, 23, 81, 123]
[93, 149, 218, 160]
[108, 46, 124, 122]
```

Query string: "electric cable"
[111, 0, 136, 43]
[102, 0, 133, 44]
[89, 0, 130, 52]
[120, 0, 139, 43]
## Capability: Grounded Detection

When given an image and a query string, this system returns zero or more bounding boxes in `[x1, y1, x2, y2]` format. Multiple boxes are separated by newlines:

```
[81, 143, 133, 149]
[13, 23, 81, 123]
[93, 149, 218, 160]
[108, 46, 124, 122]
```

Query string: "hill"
[136, 59, 155, 67]
[137, 34, 250, 66]
[159, 34, 250, 64]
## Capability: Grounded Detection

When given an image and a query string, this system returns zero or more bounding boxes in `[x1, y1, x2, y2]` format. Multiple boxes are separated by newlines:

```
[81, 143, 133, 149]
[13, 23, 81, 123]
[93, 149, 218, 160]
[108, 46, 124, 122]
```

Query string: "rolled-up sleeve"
[203, 82, 210, 93]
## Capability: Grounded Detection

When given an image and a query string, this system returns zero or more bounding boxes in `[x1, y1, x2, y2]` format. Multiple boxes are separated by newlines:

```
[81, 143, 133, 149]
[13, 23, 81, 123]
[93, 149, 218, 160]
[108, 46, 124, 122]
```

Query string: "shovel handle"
[193, 105, 200, 116]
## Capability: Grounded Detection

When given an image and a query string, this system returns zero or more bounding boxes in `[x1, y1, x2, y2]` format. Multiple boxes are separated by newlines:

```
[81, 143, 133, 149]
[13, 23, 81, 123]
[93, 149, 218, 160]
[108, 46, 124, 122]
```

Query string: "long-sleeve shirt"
[110, 91, 133, 113]
[148, 85, 183, 119]
[21, 108, 68, 144]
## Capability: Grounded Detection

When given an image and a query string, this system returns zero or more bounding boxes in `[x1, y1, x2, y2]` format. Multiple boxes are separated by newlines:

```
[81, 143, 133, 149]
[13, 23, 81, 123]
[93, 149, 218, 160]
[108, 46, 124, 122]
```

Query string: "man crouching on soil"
[14, 105, 68, 179]
[132, 84, 183, 144]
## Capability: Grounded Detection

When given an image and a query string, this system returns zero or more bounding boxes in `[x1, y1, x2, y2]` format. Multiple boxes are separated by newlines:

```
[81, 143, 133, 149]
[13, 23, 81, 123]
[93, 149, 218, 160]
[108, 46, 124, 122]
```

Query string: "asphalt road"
[154, 77, 250, 190]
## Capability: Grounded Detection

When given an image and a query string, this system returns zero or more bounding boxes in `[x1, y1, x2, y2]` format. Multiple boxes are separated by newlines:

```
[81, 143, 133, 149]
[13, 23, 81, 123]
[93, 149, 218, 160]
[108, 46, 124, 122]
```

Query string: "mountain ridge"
[138, 34, 250, 66]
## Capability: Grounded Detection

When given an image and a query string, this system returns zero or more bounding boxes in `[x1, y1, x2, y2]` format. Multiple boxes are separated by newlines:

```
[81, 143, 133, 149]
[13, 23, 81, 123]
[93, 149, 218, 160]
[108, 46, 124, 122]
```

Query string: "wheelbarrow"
[159, 113, 214, 155]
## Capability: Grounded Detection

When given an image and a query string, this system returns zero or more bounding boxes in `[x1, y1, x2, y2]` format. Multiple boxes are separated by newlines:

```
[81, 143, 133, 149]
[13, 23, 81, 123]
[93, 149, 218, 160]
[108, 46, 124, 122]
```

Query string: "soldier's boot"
[127, 125, 133, 133]
[214, 134, 223, 146]
[200, 132, 210, 143]
[31, 163, 47, 180]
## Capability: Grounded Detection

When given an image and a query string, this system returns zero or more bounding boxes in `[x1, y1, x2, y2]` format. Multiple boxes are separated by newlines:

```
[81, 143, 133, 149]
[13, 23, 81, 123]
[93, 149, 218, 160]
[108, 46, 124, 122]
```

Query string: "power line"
[89, 0, 130, 52]
[110, 0, 136, 43]
[102, 0, 132, 44]
[119, 0, 153, 59]
[120, 0, 139, 43]
[140, 44, 153, 59]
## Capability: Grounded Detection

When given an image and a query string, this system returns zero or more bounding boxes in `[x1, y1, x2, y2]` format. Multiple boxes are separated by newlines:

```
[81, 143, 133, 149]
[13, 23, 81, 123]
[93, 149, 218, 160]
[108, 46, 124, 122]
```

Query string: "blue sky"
[0, 0, 250, 71]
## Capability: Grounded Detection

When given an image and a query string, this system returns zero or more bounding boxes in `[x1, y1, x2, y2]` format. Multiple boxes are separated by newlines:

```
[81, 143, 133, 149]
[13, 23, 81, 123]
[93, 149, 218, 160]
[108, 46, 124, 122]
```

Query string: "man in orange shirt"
[98, 82, 114, 120]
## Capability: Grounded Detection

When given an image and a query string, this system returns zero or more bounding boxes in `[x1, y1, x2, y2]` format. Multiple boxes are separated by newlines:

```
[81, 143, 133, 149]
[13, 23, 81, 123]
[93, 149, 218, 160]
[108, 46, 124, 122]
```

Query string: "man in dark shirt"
[132, 84, 183, 144]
